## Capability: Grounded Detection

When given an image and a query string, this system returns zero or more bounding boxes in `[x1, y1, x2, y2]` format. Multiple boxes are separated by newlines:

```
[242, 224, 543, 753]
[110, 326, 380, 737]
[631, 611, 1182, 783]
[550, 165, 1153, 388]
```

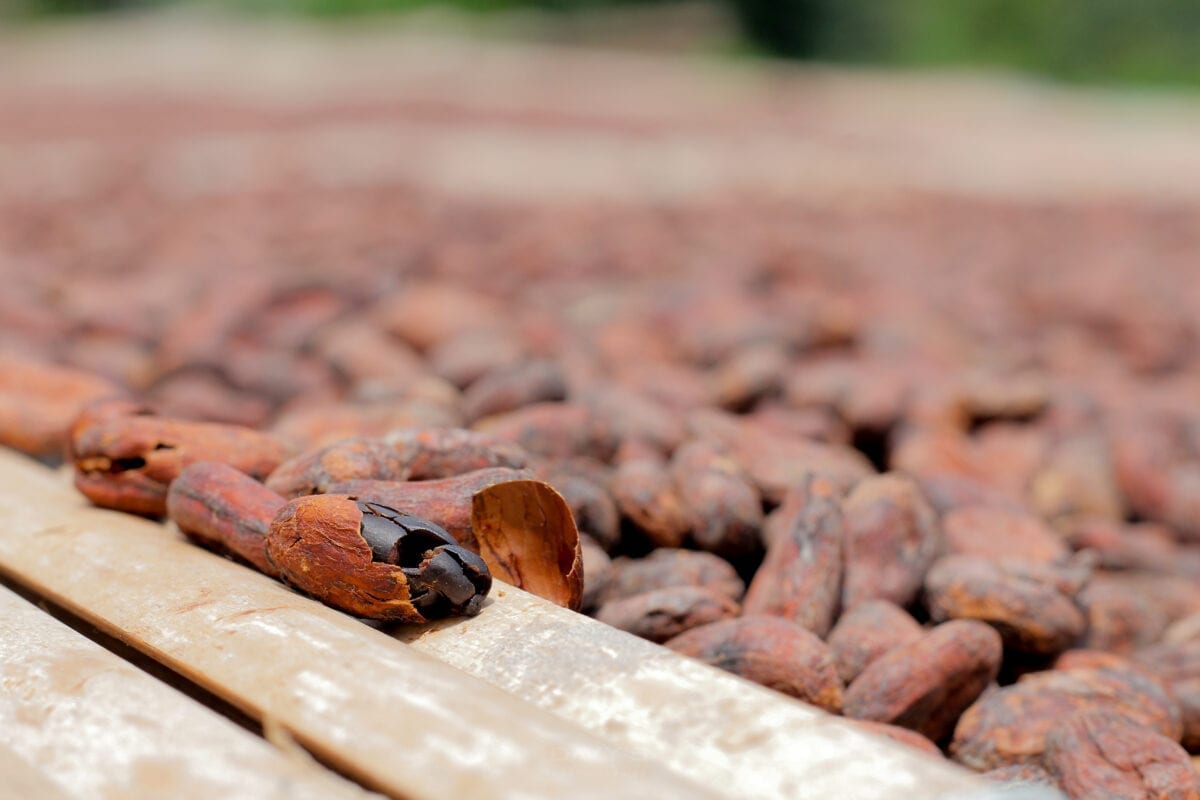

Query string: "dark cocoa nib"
[354, 500, 491, 616]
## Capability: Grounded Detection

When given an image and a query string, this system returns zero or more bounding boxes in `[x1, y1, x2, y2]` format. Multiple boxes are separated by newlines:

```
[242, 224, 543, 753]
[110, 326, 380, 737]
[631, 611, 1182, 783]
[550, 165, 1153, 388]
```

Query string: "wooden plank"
[0, 742, 72, 800]
[0, 584, 375, 800]
[0, 449, 713, 800]
[399, 584, 985, 800]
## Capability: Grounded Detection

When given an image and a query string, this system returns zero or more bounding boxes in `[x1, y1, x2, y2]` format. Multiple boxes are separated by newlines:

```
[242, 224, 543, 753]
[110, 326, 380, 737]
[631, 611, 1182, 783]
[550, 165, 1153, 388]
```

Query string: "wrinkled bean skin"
[1043, 711, 1200, 800]
[71, 406, 293, 517]
[594, 548, 745, 607]
[951, 665, 1183, 770]
[168, 462, 287, 577]
[826, 600, 924, 685]
[1135, 640, 1200, 751]
[925, 555, 1087, 655]
[670, 440, 763, 558]
[841, 474, 941, 610]
[472, 402, 618, 462]
[608, 441, 690, 549]
[266, 429, 528, 497]
[595, 586, 739, 643]
[665, 616, 843, 712]
[843, 620, 1002, 743]
[742, 476, 843, 636]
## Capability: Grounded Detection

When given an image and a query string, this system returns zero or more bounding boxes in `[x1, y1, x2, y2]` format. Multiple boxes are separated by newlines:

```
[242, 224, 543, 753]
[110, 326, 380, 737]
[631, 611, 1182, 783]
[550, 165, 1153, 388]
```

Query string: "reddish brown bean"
[595, 586, 739, 643]
[0, 356, 121, 456]
[688, 409, 873, 504]
[925, 555, 1087, 655]
[826, 600, 924, 685]
[1043, 710, 1200, 800]
[941, 505, 1068, 564]
[608, 441, 691, 549]
[841, 474, 941, 610]
[167, 462, 286, 577]
[742, 475, 843, 636]
[473, 402, 618, 462]
[595, 548, 745, 607]
[843, 620, 1002, 743]
[951, 665, 1183, 770]
[1134, 641, 1200, 751]
[665, 616, 842, 712]
[462, 359, 568, 422]
[670, 439, 763, 558]
[71, 406, 293, 517]
[266, 429, 530, 497]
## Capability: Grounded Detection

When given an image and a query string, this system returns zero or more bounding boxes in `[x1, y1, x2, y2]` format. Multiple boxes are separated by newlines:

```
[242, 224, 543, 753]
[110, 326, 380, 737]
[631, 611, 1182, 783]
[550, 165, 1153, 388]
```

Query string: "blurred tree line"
[10, 0, 1200, 87]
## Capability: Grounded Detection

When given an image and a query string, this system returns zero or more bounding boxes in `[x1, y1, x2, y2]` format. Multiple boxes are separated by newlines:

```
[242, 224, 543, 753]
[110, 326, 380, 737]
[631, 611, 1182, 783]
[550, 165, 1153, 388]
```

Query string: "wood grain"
[0, 449, 711, 800]
[0, 584, 375, 800]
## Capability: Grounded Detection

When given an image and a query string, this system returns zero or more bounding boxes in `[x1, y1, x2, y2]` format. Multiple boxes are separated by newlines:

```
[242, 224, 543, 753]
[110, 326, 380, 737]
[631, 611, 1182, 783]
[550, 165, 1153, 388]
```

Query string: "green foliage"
[731, 0, 1200, 87]
[9, 0, 1200, 87]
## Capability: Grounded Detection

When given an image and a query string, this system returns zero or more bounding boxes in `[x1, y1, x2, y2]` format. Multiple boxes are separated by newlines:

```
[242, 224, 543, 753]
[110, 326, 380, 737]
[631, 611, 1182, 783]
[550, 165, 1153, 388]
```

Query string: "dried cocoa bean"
[925, 555, 1087, 655]
[842, 473, 941, 610]
[742, 475, 843, 636]
[1043, 710, 1199, 800]
[595, 548, 744, 607]
[942, 505, 1068, 564]
[665, 616, 842, 712]
[688, 408, 873, 504]
[266, 494, 492, 622]
[595, 586, 739, 643]
[71, 405, 293, 517]
[168, 462, 286, 577]
[951, 664, 1183, 769]
[0, 356, 121, 456]
[669, 439, 763, 558]
[843, 620, 1001, 742]
[462, 359, 568, 422]
[472, 402, 618, 462]
[1134, 641, 1200, 751]
[826, 600, 924, 685]
[608, 440, 690, 549]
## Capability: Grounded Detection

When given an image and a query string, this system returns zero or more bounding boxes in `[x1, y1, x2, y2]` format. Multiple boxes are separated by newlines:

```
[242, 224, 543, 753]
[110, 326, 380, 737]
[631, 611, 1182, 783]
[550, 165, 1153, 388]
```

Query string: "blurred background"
[4, 0, 1200, 87]
[2, 0, 1200, 436]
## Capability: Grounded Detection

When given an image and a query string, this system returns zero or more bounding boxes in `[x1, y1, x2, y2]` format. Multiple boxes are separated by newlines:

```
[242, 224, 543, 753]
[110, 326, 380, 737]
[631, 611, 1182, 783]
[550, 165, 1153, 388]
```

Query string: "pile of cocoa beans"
[4, 186, 1200, 798]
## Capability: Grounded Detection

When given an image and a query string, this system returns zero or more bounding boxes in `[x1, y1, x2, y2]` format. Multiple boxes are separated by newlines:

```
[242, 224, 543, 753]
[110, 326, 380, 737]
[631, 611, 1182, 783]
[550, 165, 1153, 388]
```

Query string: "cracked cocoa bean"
[265, 494, 492, 622]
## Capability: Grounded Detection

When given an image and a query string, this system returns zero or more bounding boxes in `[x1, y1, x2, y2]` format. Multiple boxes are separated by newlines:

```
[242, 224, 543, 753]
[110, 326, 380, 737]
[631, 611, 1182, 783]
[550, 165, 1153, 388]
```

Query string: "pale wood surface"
[0, 742, 72, 800]
[0, 449, 990, 798]
[399, 583, 984, 800]
[0, 449, 714, 800]
[0, 584, 376, 800]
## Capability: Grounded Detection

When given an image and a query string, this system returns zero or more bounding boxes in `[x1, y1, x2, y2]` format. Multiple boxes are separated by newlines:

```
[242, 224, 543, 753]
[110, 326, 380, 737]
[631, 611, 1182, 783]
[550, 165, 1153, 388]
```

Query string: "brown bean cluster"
[4, 175, 1200, 798]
